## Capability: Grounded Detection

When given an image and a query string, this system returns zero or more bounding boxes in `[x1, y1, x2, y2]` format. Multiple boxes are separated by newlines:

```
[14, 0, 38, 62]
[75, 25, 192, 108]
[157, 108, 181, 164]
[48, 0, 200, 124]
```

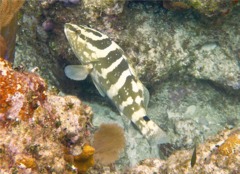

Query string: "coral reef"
[0, 57, 46, 121]
[65, 144, 95, 174]
[127, 128, 240, 174]
[9, 0, 240, 172]
[0, 58, 94, 173]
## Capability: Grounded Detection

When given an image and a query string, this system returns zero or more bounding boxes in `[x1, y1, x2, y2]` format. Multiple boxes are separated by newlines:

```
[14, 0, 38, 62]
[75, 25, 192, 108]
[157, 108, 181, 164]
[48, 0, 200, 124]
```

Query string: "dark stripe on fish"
[94, 49, 123, 70]
[112, 81, 139, 106]
[106, 59, 129, 84]
[122, 103, 141, 120]
[84, 27, 103, 37]
[87, 38, 112, 50]
[67, 24, 82, 34]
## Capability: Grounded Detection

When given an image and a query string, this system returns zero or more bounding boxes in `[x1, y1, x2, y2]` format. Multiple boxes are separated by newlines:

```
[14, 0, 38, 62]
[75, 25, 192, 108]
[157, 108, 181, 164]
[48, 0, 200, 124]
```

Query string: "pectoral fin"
[64, 64, 93, 81]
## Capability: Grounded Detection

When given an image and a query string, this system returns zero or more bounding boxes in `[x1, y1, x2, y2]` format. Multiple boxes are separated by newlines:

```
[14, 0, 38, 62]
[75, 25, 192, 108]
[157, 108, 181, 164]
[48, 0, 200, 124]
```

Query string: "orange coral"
[74, 144, 95, 173]
[0, 57, 47, 122]
[65, 144, 95, 174]
[218, 133, 240, 156]
[15, 154, 37, 169]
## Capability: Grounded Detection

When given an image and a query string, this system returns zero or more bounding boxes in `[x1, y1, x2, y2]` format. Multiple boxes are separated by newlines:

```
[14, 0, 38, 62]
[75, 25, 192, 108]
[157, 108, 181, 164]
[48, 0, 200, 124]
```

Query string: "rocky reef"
[163, 0, 239, 17]
[0, 58, 93, 173]
[127, 128, 240, 174]
[14, 1, 240, 91]
[82, 0, 126, 16]
[1, 0, 240, 173]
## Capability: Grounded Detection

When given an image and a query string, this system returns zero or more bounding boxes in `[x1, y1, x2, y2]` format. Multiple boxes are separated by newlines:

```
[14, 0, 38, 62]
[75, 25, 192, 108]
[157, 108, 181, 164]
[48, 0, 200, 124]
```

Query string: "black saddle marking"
[143, 116, 150, 122]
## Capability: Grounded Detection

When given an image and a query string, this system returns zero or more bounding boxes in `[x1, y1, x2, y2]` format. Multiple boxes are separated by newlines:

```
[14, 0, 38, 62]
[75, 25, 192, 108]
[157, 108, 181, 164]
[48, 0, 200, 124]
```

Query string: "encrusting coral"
[0, 57, 127, 174]
[218, 132, 240, 156]
[0, 57, 94, 173]
[127, 128, 240, 174]
[15, 154, 37, 169]
[64, 144, 95, 174]
[0, 57, 47, 121]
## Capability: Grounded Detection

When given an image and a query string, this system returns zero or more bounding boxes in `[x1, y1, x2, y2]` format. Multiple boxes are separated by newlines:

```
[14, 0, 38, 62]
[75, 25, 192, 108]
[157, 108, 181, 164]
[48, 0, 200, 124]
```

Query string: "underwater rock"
[126, 128, 240, 174]
[117, 4, 240, 91]
[82, 0, 126, 17]
[163, 0, 239, 17]
[0, 57, 47, 121]
[187, 0, 239, 17]
[189, 40, 240, 90]
[0, 58, 94, 173]
[16, 0, 240, 91]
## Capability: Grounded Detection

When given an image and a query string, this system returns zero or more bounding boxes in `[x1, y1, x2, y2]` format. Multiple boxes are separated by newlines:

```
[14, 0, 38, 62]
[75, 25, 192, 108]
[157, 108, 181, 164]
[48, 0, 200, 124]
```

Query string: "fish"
[191, 144, 197, 167]
[64, 23, 169, 144]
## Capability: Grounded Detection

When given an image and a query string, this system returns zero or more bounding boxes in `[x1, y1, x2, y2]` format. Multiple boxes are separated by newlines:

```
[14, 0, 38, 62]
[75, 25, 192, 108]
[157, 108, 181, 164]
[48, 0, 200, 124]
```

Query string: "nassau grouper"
[64, 23, 169, 145]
